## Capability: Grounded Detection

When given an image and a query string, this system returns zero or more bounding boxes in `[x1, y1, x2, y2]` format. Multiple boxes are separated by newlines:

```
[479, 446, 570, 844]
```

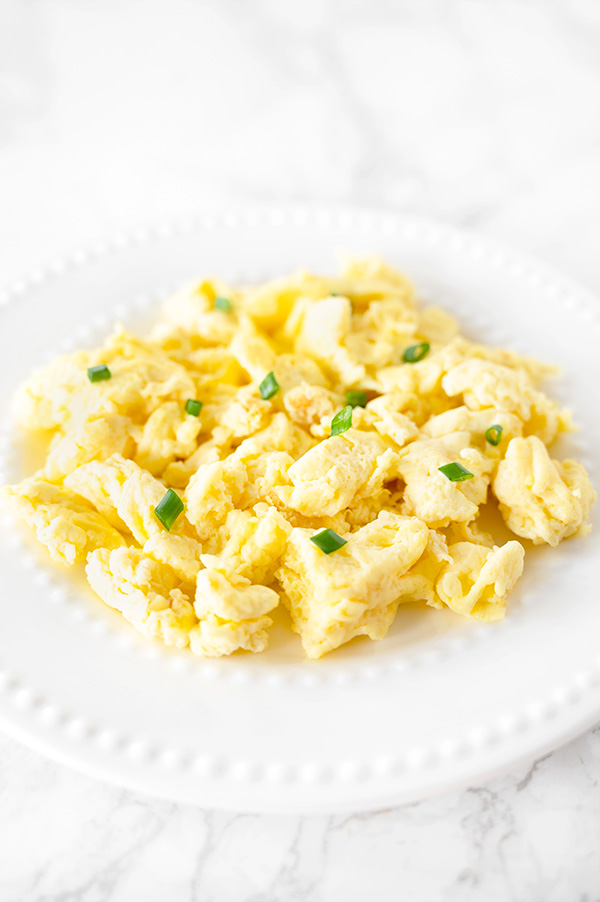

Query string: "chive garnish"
[154, 489, 184, 531]
[485, 424, 503, 446]
[438, 462, 474, 482]
[185, 399, 203, 417]
[310, 528, 348, 555]
[402, 342, 430, 363]
[259, 371, 280, 400]
[214, 296, 232, 313]
[87, 364, 111, 383]
[345, 390, 367, 409]
[331, 405, 353, 436]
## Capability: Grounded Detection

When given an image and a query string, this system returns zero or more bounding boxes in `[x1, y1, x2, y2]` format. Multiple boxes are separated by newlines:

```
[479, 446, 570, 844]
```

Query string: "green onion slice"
[185, 399, 203, 417]
[438, 462, 474, 482]
[87, 364, 111, 383]
[345, 390, 367, 409]
[331, 405, 353, 436]
[402, 342, 430, 363]
[310, 528, 348, 555]
[485, 424, 503, 446]
[259, 371, 280, 400]
[154, 488, 184, 531]
[214, 296, 232, 313]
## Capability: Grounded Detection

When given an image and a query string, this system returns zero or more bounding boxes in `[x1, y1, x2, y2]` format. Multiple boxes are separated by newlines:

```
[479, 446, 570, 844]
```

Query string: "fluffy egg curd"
[3, 257, 596, 659]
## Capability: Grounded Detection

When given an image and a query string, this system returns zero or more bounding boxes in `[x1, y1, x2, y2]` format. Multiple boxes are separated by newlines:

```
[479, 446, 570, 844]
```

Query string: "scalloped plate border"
[0, 205, 599, 813]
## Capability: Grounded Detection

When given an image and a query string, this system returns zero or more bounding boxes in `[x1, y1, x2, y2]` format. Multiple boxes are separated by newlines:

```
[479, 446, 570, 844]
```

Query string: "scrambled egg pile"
[3, 258, 596, 658]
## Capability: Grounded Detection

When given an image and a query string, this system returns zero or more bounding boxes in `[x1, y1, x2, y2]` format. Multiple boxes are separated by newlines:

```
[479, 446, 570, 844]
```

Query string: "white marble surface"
[1, 0, 600, 898]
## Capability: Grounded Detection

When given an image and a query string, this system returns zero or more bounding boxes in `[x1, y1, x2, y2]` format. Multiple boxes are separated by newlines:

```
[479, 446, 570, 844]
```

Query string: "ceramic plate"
[0, 208, 599, 813]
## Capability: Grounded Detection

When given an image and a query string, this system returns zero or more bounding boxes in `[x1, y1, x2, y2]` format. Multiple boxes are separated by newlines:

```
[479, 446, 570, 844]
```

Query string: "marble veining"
[0, 728, 598, 900]
[0, 0, 599, 898]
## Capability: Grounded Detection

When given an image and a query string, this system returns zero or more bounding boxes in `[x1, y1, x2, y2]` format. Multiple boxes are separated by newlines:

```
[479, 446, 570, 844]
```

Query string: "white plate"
[0, 208, 599, 814]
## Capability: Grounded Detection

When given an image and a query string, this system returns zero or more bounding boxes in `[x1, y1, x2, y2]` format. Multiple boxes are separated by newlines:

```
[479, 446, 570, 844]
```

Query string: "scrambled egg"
[3, 258, 595, 658]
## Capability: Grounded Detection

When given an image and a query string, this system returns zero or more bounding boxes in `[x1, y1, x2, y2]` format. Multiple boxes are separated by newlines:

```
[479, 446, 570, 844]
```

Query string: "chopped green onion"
[485, 424, 503, 446]
[154, 488, 184, 531]
[310, 528, 348, 555]
[214, 296, 232, 313]
[402, 342, 430, 363]
[185, 399, 203, 417]
[87, 364, 111, 383]
[438, 462, 474, 482]
[259, 371, 280, 400]
[331, 405, 353, 436]
[345, 390, 367, 409]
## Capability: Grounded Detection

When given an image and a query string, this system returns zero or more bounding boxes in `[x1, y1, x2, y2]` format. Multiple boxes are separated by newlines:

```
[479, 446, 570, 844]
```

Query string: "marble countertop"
[1, 0, 599, 898]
